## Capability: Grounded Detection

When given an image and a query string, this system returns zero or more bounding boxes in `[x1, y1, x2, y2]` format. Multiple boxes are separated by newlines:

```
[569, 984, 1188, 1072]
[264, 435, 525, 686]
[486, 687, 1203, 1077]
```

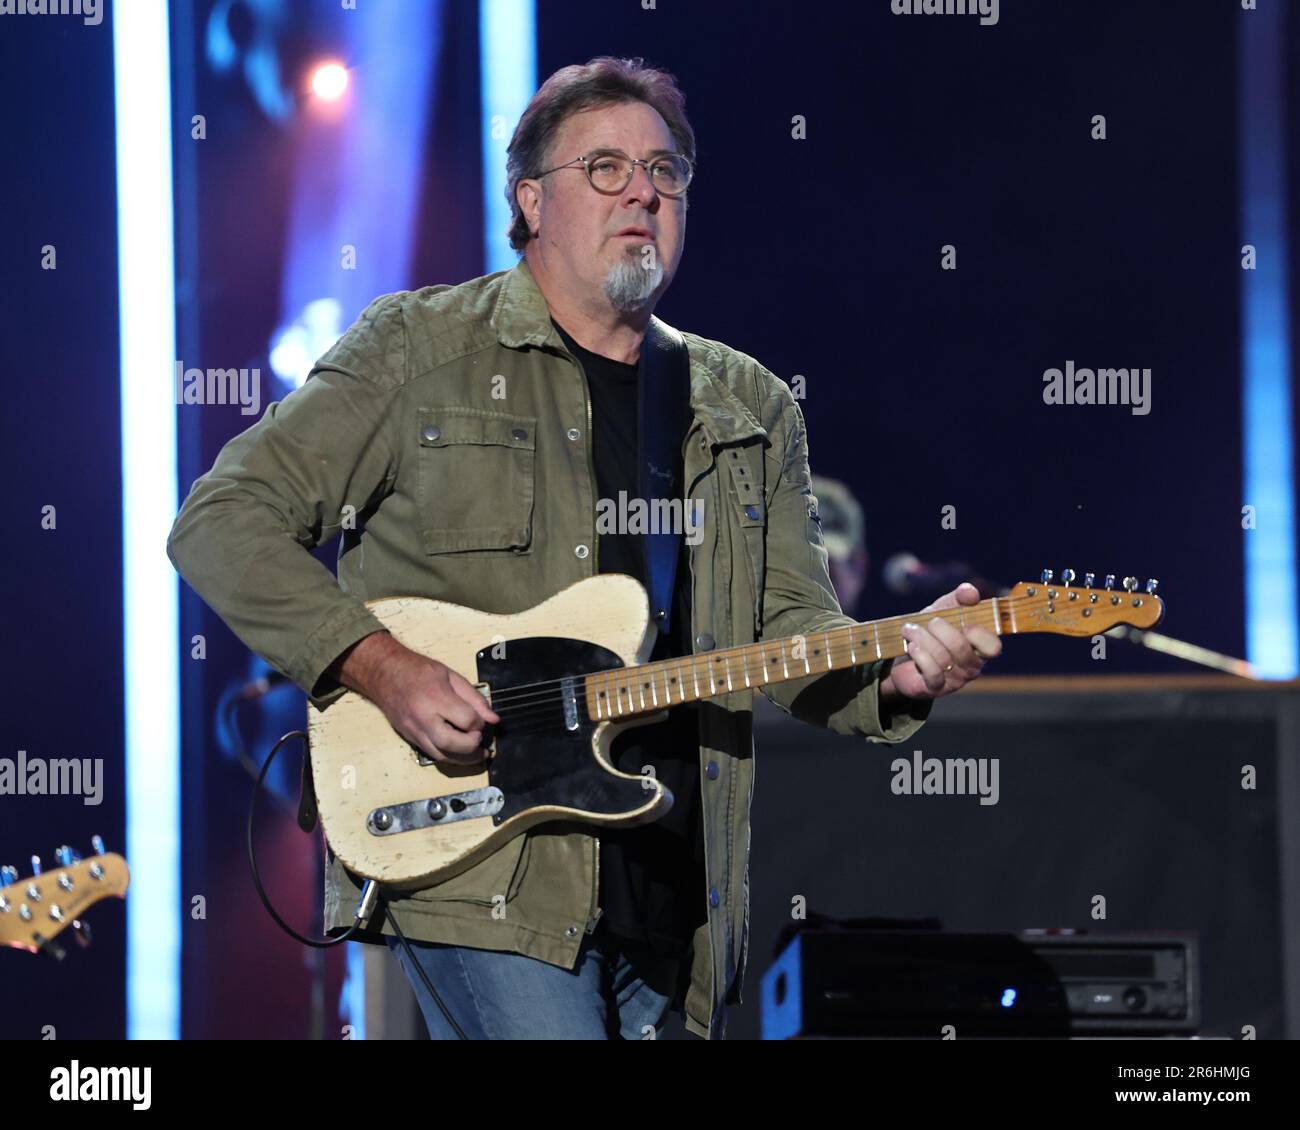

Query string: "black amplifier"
[759, 929, 1198, 1039]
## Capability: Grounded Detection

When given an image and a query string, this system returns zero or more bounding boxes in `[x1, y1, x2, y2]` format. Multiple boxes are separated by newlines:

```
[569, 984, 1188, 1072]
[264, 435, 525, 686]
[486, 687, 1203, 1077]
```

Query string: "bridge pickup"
[366, 787, 505, 836]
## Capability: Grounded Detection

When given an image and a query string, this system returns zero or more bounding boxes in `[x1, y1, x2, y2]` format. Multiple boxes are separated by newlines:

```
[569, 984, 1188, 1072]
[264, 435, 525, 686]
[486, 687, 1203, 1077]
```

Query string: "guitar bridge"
[366, 787, 505, 836]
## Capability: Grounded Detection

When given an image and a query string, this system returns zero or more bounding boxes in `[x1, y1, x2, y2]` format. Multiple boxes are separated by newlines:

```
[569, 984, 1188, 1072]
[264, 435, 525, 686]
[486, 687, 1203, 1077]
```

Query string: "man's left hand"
[878, 582, 1001, 703]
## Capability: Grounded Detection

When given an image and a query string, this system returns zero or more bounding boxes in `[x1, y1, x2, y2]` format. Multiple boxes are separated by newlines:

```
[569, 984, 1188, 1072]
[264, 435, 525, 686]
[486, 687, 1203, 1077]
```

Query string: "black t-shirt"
[552, 319, 707, 959]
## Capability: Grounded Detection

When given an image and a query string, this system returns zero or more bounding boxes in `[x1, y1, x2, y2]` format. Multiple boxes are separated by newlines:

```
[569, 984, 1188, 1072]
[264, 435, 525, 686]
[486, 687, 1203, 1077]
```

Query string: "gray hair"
[504, 56, 697, 253]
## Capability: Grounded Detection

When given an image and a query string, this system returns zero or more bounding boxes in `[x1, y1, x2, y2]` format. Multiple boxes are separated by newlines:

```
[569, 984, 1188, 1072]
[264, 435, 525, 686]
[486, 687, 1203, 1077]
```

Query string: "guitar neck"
[584, 597, 1010, 720]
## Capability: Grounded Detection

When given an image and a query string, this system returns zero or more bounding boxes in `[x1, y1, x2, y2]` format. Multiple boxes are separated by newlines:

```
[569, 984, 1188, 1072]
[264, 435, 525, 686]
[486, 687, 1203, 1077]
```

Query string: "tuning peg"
[1061, 568, 1076, 586]
[55, 845, 76, 868]
[1104, 574, 1116, 591]
[1145, 578, 1159, 595]
[1, 865, 17, 886]
[91, 835, 105, 856]
[1084, 573, 1096, 588]
[72, 918, 94, 949]
[1122, 576, 1138, 592]
[1040, 568, 1054, 583]
[30, 854, 42, 876]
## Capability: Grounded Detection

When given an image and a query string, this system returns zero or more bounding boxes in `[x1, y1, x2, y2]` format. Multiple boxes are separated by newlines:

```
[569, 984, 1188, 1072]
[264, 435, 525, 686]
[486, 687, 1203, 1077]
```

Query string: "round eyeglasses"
[536, 149, 693, 197]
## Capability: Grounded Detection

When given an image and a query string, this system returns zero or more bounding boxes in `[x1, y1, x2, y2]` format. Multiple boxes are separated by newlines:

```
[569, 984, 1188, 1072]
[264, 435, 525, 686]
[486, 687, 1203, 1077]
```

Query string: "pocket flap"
[418, 407, 536, 450]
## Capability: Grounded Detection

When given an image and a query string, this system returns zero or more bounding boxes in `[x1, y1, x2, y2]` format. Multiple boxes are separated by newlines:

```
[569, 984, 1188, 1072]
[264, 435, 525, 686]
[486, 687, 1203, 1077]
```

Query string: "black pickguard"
[476, 637, 672, 824]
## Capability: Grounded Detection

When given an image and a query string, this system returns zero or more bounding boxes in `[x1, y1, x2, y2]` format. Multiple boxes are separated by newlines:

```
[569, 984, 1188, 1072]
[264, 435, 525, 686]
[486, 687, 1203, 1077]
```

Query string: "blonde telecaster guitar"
[308, 570, 1163, 891]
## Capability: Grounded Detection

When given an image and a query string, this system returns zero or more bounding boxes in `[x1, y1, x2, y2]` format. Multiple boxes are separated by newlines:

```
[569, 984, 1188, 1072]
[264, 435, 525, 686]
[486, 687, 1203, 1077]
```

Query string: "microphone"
[883, 553, 1001, 598]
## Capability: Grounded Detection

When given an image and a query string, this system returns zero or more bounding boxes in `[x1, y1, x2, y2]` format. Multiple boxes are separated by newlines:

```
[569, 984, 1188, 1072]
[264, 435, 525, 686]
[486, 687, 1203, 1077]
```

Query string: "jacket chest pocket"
[416, 407, 536, 554]
[721, 444, 768, 638]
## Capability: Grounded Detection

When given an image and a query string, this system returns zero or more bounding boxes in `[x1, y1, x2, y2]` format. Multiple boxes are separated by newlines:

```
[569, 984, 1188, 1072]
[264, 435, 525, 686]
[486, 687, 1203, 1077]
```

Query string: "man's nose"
[624, 163, 659, 204]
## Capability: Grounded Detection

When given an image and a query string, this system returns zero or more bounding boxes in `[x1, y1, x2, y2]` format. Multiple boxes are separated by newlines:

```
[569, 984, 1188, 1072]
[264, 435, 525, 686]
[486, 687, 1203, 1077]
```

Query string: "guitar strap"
[636, 316, 692, 636]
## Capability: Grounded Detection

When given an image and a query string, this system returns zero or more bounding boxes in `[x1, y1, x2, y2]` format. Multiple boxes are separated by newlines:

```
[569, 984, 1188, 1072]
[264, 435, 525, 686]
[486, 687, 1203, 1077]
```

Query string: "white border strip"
[480, 0, 537, 274]
[113, 0, 181, 1040]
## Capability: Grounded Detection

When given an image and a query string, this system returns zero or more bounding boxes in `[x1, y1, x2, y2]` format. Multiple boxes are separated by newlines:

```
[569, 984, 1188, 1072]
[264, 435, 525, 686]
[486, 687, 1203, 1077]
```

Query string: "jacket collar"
[491, 258, 767, 447]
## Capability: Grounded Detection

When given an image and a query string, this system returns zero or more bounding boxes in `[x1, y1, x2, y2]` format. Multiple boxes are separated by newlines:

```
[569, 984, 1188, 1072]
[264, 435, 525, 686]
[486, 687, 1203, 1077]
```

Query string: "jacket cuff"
[288, 605, 389, 710]
[860, 659, 933, 744]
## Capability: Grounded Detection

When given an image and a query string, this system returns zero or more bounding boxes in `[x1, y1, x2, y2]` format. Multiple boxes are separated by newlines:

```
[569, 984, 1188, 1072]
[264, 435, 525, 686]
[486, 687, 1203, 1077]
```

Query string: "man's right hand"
[330, 631, 500, 766]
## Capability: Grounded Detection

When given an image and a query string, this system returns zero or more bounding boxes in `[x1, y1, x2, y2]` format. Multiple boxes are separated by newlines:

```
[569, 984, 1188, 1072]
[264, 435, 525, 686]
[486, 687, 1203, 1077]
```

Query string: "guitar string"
[481, 592, 1095, 720]
[473, 591, 1119, 720]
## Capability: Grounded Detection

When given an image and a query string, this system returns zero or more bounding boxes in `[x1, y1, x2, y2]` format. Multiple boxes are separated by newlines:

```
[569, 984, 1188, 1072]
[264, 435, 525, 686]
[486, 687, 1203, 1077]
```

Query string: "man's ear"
[516, 179, 542, 238]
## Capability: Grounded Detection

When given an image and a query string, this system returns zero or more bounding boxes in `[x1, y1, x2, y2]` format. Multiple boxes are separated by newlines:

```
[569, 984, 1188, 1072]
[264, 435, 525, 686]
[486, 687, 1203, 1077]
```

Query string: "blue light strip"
[1238, 5, 1299, 679]
[113, 0, 181, 1038]
[480, 0, 537, 273]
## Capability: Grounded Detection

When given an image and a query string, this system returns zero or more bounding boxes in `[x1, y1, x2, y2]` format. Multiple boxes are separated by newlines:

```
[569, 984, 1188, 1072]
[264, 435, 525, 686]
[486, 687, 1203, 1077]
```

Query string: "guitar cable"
[247, 729, 469, 1040]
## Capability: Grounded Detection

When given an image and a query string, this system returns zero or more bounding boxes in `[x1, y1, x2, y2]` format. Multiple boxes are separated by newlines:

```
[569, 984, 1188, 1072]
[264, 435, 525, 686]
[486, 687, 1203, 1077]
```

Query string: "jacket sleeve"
[756, 370, 932, 743]
[166, 294, 406, 708]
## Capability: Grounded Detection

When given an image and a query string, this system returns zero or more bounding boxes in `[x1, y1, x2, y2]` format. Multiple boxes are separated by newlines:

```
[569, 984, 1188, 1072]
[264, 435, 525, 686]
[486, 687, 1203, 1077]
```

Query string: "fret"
[662, 665, 672, 704]
[724, 656, 733, 692]
[849, 631, 858, 664]
[649, 669, 658, 707]
[741, 648, 752, 688]
[692, 659, 701, 700]
[780, 642, 789, 680]
[758, 641, 769, 683]
[801, 636, 811, 675]
[824, 631, 833, 670]
[677, 661, 688, 703]
[992, 596, 1003, 635]
[873, 622, 881, 660]
[638, 677, 646, 711]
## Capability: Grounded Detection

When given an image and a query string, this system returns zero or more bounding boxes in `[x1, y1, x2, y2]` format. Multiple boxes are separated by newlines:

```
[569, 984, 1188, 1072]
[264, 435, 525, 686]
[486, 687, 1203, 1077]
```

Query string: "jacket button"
[695, 632, 715, 651]
[705, 760, 719, 780]
[511, 427, 528, 441]
[421, 424, 441, 442]
[709, 887, 720, 908]
[575, 544, 590, 559]
[567, 427, 581, 441]
[565, 925, 579, 938]
[744, 504, 761, 520]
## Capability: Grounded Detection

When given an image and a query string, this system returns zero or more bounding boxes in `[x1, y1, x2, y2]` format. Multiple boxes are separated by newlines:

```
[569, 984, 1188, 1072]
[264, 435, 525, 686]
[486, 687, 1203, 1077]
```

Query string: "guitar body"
[307, 574, 674, 891]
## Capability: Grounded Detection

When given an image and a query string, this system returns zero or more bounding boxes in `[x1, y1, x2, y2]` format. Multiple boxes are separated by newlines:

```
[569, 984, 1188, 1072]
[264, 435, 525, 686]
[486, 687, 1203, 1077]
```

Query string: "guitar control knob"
[1061, 568, 1076, 586]
[1145, 578, 1159, 595]
[1104, 574, 1116, 591]
[1040, 569, 1054, 583]
[1122, 576, 1138, 592]
[1083, 573, 1096, 588]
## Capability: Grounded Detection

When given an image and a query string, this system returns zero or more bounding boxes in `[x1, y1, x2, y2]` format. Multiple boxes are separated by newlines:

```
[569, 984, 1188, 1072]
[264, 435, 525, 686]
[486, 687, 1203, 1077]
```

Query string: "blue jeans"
[386, 922, 685, 1039]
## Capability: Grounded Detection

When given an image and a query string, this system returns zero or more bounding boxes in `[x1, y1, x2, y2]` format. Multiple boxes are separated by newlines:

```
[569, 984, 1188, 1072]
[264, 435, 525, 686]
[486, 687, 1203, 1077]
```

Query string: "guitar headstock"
[1006, 569, 1164, 637]
[0, 837, 130, 958]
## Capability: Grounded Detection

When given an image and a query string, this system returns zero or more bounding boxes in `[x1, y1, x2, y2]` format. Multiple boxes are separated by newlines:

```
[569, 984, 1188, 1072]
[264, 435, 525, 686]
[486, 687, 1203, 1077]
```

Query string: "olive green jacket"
[167, 258, 931, 1039]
